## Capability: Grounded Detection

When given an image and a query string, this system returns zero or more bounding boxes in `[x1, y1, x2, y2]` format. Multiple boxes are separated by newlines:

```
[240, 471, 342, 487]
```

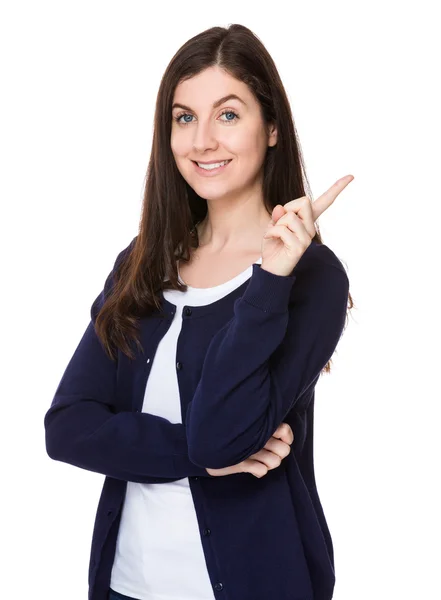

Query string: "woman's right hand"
[205, 422, 294, 478]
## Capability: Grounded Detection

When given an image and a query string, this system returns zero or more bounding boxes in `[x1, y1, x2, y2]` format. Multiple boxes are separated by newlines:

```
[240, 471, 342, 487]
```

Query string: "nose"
[192, 119, 218, 153]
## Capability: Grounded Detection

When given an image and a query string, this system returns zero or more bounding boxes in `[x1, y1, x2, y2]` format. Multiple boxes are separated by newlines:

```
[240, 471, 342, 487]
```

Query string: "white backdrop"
[1, 1, 439, 599]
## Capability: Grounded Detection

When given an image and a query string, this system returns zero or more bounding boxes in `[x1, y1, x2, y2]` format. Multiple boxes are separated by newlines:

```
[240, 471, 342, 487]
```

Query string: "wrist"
[260, 263, 293, 277]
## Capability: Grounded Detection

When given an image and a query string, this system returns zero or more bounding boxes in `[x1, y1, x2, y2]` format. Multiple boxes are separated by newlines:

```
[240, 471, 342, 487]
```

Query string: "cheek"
[227, 130, 264, 156]
[170, 134, 187, 157]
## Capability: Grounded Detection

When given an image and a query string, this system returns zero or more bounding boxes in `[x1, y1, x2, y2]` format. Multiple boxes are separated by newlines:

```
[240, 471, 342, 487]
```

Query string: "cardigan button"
[203, 528, 211, 536]
[184, 307, 192, 316]
[214, 582, 223, 591]
[176, 361, 182, 370]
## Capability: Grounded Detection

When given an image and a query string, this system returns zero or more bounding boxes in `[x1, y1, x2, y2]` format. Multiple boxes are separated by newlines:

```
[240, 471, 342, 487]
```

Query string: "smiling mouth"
[190, 159, 234, 177]
[192, 159, 232, 166]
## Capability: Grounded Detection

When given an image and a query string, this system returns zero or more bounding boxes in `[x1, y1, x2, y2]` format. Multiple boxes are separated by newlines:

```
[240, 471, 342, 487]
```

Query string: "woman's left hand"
[261, 175, 354, 277]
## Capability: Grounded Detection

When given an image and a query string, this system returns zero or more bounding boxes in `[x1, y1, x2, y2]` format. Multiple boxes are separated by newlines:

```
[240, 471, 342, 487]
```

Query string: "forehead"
[172, 67, 254, 108]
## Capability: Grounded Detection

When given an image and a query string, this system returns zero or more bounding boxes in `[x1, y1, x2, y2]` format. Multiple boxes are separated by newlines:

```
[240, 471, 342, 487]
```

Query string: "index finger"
[312, 175, 354, 221]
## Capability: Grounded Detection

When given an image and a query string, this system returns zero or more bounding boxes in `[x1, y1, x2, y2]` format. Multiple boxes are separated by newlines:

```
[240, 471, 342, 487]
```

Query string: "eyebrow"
[172, 94, 247, 112]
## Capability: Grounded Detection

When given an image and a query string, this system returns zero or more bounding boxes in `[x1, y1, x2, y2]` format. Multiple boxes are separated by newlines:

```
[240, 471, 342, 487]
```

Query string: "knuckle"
[240, 460, 251, 473]
[257, 465, 269, 477]
[269, 455, 282, 469]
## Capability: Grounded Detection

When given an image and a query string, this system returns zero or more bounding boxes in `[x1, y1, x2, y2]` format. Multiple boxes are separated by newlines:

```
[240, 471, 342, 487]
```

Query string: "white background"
[1, 1, 440, 598]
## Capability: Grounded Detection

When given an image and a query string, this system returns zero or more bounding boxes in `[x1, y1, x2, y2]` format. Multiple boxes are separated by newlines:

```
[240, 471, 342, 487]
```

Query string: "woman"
[44, 23, 354, 600]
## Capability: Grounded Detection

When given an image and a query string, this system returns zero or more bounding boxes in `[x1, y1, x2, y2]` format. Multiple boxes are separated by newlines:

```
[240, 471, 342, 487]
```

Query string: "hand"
[261, 175, 354, 277]
[205, 422, 294, 478]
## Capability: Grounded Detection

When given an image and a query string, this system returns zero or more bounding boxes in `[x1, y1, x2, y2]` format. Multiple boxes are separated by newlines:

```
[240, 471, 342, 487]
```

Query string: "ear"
[267, 122, 278, 147]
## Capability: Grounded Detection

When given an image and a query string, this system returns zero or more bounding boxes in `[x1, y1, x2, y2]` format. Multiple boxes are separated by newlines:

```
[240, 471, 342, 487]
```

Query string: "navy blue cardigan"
[44, 236, 349, 600]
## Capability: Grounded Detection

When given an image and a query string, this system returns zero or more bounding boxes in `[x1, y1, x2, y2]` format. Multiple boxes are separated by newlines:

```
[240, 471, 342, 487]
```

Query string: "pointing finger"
[312, 175, 354, 221]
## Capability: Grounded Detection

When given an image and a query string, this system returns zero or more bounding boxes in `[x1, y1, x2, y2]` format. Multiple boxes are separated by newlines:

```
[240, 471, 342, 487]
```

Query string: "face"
[170, 66, 277, 202]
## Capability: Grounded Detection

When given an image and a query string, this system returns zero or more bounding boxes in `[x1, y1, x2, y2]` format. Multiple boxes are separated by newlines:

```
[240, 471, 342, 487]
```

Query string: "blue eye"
[174, 109, 239, 126]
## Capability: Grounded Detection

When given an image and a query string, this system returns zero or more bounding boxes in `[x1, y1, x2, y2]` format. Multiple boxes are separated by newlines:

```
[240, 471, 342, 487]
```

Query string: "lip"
[192, 159, 232, 176]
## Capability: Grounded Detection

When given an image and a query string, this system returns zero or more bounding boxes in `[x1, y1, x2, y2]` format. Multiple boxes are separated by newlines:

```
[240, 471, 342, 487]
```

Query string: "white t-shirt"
[110, 257, 263, 600]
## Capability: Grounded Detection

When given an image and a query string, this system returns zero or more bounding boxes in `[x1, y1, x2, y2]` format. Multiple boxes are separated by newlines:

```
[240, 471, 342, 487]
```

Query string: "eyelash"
[174, 109, 240, 126]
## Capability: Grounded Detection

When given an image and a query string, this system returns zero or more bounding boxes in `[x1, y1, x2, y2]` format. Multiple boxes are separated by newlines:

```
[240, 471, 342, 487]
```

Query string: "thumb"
[270, 204, 286, 225]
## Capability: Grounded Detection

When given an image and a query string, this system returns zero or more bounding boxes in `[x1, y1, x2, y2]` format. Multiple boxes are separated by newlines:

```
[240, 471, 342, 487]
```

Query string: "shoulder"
[290, 240, 349, 302]
[104, 235, 137, 296]
[295, 239, 348, 276]
[91, 235, 138, 323]
[115, 235, 137, 268]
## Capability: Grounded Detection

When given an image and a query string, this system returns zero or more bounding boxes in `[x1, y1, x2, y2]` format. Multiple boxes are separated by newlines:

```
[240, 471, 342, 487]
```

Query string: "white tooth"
[197, 160, 229, 170]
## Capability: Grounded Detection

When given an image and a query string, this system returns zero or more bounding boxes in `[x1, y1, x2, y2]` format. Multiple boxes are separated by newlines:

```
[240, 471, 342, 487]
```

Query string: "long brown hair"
[95, 23, 355, 369]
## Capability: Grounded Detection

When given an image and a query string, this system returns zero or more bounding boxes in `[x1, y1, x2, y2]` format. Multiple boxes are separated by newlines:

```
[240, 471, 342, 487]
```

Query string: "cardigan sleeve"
[44, 240, 214, 483]
[185, 261, 349, 469]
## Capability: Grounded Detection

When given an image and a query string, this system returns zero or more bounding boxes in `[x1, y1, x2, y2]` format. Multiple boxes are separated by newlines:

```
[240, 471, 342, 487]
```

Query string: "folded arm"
[186, 260, 349, 469]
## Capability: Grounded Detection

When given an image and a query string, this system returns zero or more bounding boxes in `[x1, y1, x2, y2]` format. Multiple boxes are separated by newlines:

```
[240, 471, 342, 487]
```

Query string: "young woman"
[44, 23, 354, 600]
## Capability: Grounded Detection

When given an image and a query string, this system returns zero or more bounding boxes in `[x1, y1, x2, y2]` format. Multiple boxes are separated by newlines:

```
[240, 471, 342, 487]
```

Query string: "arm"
[44, 240, 213, 483]
[185, 261, 349, 469]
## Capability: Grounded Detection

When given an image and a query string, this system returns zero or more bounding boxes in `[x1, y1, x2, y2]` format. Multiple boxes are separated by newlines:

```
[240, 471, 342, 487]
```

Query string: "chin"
[191, 178, 232, 191]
